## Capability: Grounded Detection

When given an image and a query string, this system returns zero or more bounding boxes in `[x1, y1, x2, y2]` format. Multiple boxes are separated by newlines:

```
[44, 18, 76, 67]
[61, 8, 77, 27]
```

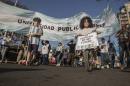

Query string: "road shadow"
[121, 69, 130, 73]
[0, 68, 45, 74]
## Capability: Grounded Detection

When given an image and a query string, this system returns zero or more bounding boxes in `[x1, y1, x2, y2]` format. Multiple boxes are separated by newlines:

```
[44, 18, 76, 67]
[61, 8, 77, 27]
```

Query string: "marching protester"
[67, 40, 76, 66]
[76, 16, 99, 70]
[55, 42, 64, 66]
[108, 43, 116, 69]
[26, 17, 43, 66]
[61, 49, 68, 66]
[45, 40, 51, 54]
[0, 31, 12, 63]
[41, 40, 49, 65]
[45, 40, 51, 64]
[100, 38, 109, 69]
[16, 36, 28, 64]
[116, 25, 129, 70]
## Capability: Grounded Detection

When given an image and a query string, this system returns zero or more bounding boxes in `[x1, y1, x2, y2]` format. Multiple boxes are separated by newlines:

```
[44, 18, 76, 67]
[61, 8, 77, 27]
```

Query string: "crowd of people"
[0, 16, 130, 71]
[0, 31, 22, 63]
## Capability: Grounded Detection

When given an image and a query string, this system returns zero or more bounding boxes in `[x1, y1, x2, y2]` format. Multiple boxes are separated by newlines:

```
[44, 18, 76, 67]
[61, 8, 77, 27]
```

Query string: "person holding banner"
[76, 16, 98, 49]
[116, 25, 129, 70]
[26, 17, 43, 66]
[76, 16, 100, 71]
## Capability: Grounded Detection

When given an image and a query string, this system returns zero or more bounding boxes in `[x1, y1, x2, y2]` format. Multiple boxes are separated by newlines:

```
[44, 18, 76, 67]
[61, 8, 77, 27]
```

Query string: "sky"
[18, 0, 129, 18]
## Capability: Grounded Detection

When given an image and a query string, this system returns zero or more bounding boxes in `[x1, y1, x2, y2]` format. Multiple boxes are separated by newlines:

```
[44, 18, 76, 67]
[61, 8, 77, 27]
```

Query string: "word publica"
[57, 26, 79, 31]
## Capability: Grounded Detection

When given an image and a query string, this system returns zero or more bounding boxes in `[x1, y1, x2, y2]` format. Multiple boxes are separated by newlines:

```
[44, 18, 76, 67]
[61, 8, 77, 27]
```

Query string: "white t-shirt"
[29, 26, 42, 45]
[56, 45, 63, 52]
[2, 37, 6, 45]
[100, 41, 108, 53]
[41, 45, 49, 55]
[2, 36, 11, 45]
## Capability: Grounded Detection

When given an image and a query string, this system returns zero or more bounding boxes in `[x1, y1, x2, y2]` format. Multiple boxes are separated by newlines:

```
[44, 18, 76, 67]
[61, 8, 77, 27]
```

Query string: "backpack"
[51, 57, 56, 64]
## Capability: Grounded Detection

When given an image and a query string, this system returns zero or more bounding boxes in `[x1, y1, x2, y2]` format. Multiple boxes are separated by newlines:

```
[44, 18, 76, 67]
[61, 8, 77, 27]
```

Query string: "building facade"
[118, 2, 130, 29]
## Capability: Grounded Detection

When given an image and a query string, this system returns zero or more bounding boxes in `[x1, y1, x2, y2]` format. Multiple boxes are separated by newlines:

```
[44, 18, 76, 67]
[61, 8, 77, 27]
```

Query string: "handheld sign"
[76, 32, 99, 50]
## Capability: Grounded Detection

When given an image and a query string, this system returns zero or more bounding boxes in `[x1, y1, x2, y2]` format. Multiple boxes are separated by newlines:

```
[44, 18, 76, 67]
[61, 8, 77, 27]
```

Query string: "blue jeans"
[56, 52, 63, 64]
[41, 54, 49, 65]
[109, 54, 115, 68]
[100, 53, 109, 65]
[1, 46, 8, 62]
[119, 46, 129, 66]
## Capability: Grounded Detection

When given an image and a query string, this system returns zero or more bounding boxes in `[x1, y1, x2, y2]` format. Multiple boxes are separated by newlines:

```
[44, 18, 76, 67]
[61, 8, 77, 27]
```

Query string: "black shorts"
[28, 44, 38, 54]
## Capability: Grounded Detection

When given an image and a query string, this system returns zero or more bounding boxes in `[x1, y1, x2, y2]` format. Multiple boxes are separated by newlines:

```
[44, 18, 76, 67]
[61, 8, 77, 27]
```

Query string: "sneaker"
[56, 64, 60, 67]
[5, 59, 7, 63]
[101, 66, 104, 69]
[106, 65, 110, 69]
[0, 60, 2, 64]
[120, 65, 124, 71]
[25, 61, 29, 66]
[97, 65, 101, 69]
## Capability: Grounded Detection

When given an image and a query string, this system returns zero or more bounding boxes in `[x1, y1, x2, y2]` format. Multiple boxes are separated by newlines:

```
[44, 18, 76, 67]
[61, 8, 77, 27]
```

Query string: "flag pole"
[14, 0, 19, 6]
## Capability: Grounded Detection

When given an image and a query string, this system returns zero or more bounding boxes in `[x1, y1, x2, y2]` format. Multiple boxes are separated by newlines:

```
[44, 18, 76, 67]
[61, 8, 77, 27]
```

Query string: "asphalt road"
[0, 64, 130, 86]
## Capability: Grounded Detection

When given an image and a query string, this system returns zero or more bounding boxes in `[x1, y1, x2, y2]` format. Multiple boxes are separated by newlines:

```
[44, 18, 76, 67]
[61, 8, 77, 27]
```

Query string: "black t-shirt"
[67, 43, 76, 53]
[22, 40, 28, 46]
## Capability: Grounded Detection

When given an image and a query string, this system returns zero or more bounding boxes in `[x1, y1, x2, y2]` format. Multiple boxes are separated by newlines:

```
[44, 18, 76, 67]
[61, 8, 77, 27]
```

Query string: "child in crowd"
[108, 43, 116, 69]
[62, 49, 68, 66]
[26, 17, 43, 66]
[100, 38, 109, 69]
[56, 42, 63, 66]
[41, 41, 49, 65]
[17, 36, 28, 64]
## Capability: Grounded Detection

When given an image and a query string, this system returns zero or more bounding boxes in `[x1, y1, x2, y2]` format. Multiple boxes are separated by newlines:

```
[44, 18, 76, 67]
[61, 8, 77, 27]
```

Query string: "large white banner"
[0, 2, 120, 41]
[0, 13, 84, 41]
